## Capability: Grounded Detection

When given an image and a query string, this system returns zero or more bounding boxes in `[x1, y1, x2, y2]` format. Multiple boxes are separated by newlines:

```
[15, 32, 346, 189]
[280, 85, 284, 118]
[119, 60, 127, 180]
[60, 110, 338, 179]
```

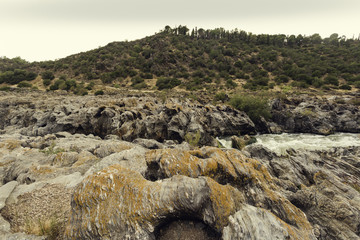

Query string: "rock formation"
[268, 95, 360, 135]
[0, 91, 359, 239]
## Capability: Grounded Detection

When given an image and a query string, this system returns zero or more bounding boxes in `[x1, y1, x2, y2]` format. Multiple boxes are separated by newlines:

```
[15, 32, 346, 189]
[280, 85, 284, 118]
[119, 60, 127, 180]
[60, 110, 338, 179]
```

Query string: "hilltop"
[1, 25, 360, 96]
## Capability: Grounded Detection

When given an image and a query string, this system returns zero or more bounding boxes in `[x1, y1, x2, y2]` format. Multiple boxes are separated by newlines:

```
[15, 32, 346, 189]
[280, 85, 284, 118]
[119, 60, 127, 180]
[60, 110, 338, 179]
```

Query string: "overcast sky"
[1, 0, 360, 62]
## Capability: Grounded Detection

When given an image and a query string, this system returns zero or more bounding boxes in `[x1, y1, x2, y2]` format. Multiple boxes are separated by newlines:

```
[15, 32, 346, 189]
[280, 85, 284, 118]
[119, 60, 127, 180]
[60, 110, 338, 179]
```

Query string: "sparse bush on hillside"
[94, 90, 104, 96]
[324, 75, 339, 86]
[43, 79, 52, 86]
[214, 92, 228, 102]
[41, 71, 55, 80]
[0, 69, 37, 85]
[0, 86, 11, 91]
[339, 84, 351, 90]
[17, 81, 32, 88]
[229, 94, 271, 122]
[156, 77, 181, 90]
[2, 26, 360, 93]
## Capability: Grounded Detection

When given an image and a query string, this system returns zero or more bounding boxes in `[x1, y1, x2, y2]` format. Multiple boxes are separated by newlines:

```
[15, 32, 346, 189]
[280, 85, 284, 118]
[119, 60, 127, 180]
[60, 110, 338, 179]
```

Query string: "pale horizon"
[1, 0, 360, 62]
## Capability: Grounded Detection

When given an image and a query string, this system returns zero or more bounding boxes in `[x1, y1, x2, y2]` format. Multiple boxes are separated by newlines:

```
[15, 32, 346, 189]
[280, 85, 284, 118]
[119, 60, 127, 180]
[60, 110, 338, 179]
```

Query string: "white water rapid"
[218, 133, 360, 155]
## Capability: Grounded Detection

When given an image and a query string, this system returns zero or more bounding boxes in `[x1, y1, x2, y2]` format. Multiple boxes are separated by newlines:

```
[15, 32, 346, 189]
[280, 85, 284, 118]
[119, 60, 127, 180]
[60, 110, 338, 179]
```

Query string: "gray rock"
[222, 205, 315, 240]
[0, 181, 18, 210]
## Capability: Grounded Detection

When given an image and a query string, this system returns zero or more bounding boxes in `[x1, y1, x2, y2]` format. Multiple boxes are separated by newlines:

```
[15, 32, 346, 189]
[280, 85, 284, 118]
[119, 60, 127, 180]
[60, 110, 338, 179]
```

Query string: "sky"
[1, 0, 360, 62]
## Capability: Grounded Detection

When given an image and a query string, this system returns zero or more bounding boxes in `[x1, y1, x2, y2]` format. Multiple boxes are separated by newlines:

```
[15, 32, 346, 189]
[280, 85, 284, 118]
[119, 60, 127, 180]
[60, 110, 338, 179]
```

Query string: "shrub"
[214, 92, 228, 102]
[132, 82, 147, 89]
[184, 130, 201, 147]
[131, 76, 144, 86]
[324, 75, 339, 86]
[354, 81, 360, 88]
[156, 77, 181, 90]
[275, 75, 290, 84]
[43, 79, 52, 86]
[86, 81, 95, 90]
[229, 94, 271, 122]
[339, 84, 351, 90]
[225, 79, 237, 88]
[17, 81, 32, 88]
[42, 71, 55, 80]
[94, 90, 104, 96]
[0, 86, 11, 91]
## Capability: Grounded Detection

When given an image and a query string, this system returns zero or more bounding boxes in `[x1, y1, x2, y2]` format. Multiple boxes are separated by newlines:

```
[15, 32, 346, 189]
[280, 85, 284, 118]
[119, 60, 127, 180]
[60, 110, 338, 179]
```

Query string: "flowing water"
[218, 133, 360, 155]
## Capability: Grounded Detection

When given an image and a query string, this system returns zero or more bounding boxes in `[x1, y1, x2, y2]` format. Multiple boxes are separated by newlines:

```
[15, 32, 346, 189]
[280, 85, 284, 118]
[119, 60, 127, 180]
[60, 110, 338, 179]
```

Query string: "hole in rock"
[155, 219, 220, 240]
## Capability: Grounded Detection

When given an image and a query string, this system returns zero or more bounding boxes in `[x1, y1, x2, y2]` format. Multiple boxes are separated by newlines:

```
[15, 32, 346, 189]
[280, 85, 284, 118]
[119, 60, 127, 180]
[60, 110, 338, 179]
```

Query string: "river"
[218, 133, 360, 155]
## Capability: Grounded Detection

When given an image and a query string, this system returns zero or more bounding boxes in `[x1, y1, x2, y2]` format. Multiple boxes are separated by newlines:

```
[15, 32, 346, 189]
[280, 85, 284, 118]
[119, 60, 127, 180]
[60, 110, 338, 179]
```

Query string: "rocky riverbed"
[0, 91, 359, 239]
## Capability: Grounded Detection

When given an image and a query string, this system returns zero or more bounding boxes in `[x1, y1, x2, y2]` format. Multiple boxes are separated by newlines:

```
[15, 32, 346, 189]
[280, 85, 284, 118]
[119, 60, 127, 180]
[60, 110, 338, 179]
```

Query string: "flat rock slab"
[0, 181, 18, 210]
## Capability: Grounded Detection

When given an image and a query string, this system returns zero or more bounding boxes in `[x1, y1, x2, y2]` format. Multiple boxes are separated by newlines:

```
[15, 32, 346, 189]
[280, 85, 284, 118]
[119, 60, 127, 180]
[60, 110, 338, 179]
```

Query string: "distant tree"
[310, 33, 322, 44]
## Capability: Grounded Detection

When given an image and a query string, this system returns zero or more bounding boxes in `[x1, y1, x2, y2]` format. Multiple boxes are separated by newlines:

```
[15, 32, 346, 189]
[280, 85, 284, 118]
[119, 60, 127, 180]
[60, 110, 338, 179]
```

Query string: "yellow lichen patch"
[72, 151, 98, 167]
[313, 170, 329, 184]
[65, 165, 246, 239]
[145, 147, 274, 188]
[0, 139, 21, 151]
[146, 147, 314, 239]
[29, 165, 56, 175]
[205, 177, 244, 230]
[52, 152, 78, 167]
[225, 149, 275, 188]
[67, 165, 165, 238]
[94, 142, 133, 157]
[165, 103, 183, 112]
[0, 158, 15, 167]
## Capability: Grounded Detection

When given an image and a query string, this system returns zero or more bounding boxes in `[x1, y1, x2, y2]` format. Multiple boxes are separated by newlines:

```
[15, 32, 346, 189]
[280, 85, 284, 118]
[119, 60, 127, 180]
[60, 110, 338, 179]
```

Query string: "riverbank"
[0, 90, 359, 239]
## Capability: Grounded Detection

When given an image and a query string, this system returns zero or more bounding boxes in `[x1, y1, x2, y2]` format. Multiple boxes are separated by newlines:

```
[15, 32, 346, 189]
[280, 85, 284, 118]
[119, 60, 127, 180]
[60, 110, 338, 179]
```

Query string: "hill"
[1, 25, 360, 95]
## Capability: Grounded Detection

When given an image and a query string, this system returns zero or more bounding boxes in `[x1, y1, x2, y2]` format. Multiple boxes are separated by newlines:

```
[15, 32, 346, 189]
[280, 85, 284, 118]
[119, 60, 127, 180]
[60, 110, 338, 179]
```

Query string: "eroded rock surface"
[0, 91, 359, 240]
[245, 145, 360, 240]
[269, 95, 360, 134]
[0, 91, 256, 146]
[64, 147, 315, 240]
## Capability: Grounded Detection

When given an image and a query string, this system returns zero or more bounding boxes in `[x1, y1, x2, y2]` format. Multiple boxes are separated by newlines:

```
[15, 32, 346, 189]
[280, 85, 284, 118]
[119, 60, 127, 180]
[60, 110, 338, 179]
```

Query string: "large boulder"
[65, 147, 315, 239]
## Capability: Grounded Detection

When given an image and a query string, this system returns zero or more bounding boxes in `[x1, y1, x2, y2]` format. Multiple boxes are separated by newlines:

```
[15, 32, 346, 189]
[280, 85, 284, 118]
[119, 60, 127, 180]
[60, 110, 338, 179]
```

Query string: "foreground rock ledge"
[64, 162, 315, 239]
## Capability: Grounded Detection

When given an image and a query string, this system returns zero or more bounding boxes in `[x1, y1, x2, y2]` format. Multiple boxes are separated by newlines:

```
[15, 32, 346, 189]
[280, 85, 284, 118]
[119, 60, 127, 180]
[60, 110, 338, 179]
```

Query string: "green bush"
[17, 81, 32, 88]
[226, 79, 237, 88]
[354, 81, 360, 88]
[132, 82, 147, 89]
[214, 92, 228, 102]
[94, 90, 104, 96]
[131, 76, 144, 86]
[86, 81, 95, 90]
[0, 69, 37, 85]
[324, 75, 339, 86]
[43, 79, 52, 86]
[275, 75, 290, 84]
[229, 94, 271, 122]
[156, 77, 181, 90]
[0, 86, 11, 91]
[339, 84, 351, 90]
[41, 71, 55, 80]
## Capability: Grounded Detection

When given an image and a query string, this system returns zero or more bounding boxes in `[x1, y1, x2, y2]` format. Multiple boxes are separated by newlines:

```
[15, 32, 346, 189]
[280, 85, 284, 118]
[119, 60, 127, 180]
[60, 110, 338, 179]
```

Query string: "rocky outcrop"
[268, 95, 360, 134]
[1, 130, 359, 239]
[64, 147, 316, 240]
[245, 145, 360, 240]
[0, 91, 256, 146]
[1, 91, 359, 239]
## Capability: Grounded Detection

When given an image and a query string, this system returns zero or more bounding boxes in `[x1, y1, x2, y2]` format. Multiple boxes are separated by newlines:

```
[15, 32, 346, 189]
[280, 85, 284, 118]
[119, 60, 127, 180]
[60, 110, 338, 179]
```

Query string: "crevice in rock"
[154, 218, 221, 240]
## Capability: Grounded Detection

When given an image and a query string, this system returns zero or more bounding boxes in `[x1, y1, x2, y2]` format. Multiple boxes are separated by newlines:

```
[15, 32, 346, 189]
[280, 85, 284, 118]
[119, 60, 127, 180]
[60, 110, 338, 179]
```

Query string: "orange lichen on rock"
[145, 147, 274, 187]
[0, 139, 22, 151]
[145, 146, 315, 239]
[64, 165, 244, 239]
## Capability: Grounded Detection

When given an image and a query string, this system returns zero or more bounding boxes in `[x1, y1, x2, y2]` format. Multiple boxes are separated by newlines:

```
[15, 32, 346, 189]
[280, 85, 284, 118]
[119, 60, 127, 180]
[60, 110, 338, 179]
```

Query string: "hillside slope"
[1, 26, 360, 95]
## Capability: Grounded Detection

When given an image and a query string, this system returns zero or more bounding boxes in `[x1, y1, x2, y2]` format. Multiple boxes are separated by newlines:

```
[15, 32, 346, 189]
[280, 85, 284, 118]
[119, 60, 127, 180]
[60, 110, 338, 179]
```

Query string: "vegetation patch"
[229, 94, 271, 122]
